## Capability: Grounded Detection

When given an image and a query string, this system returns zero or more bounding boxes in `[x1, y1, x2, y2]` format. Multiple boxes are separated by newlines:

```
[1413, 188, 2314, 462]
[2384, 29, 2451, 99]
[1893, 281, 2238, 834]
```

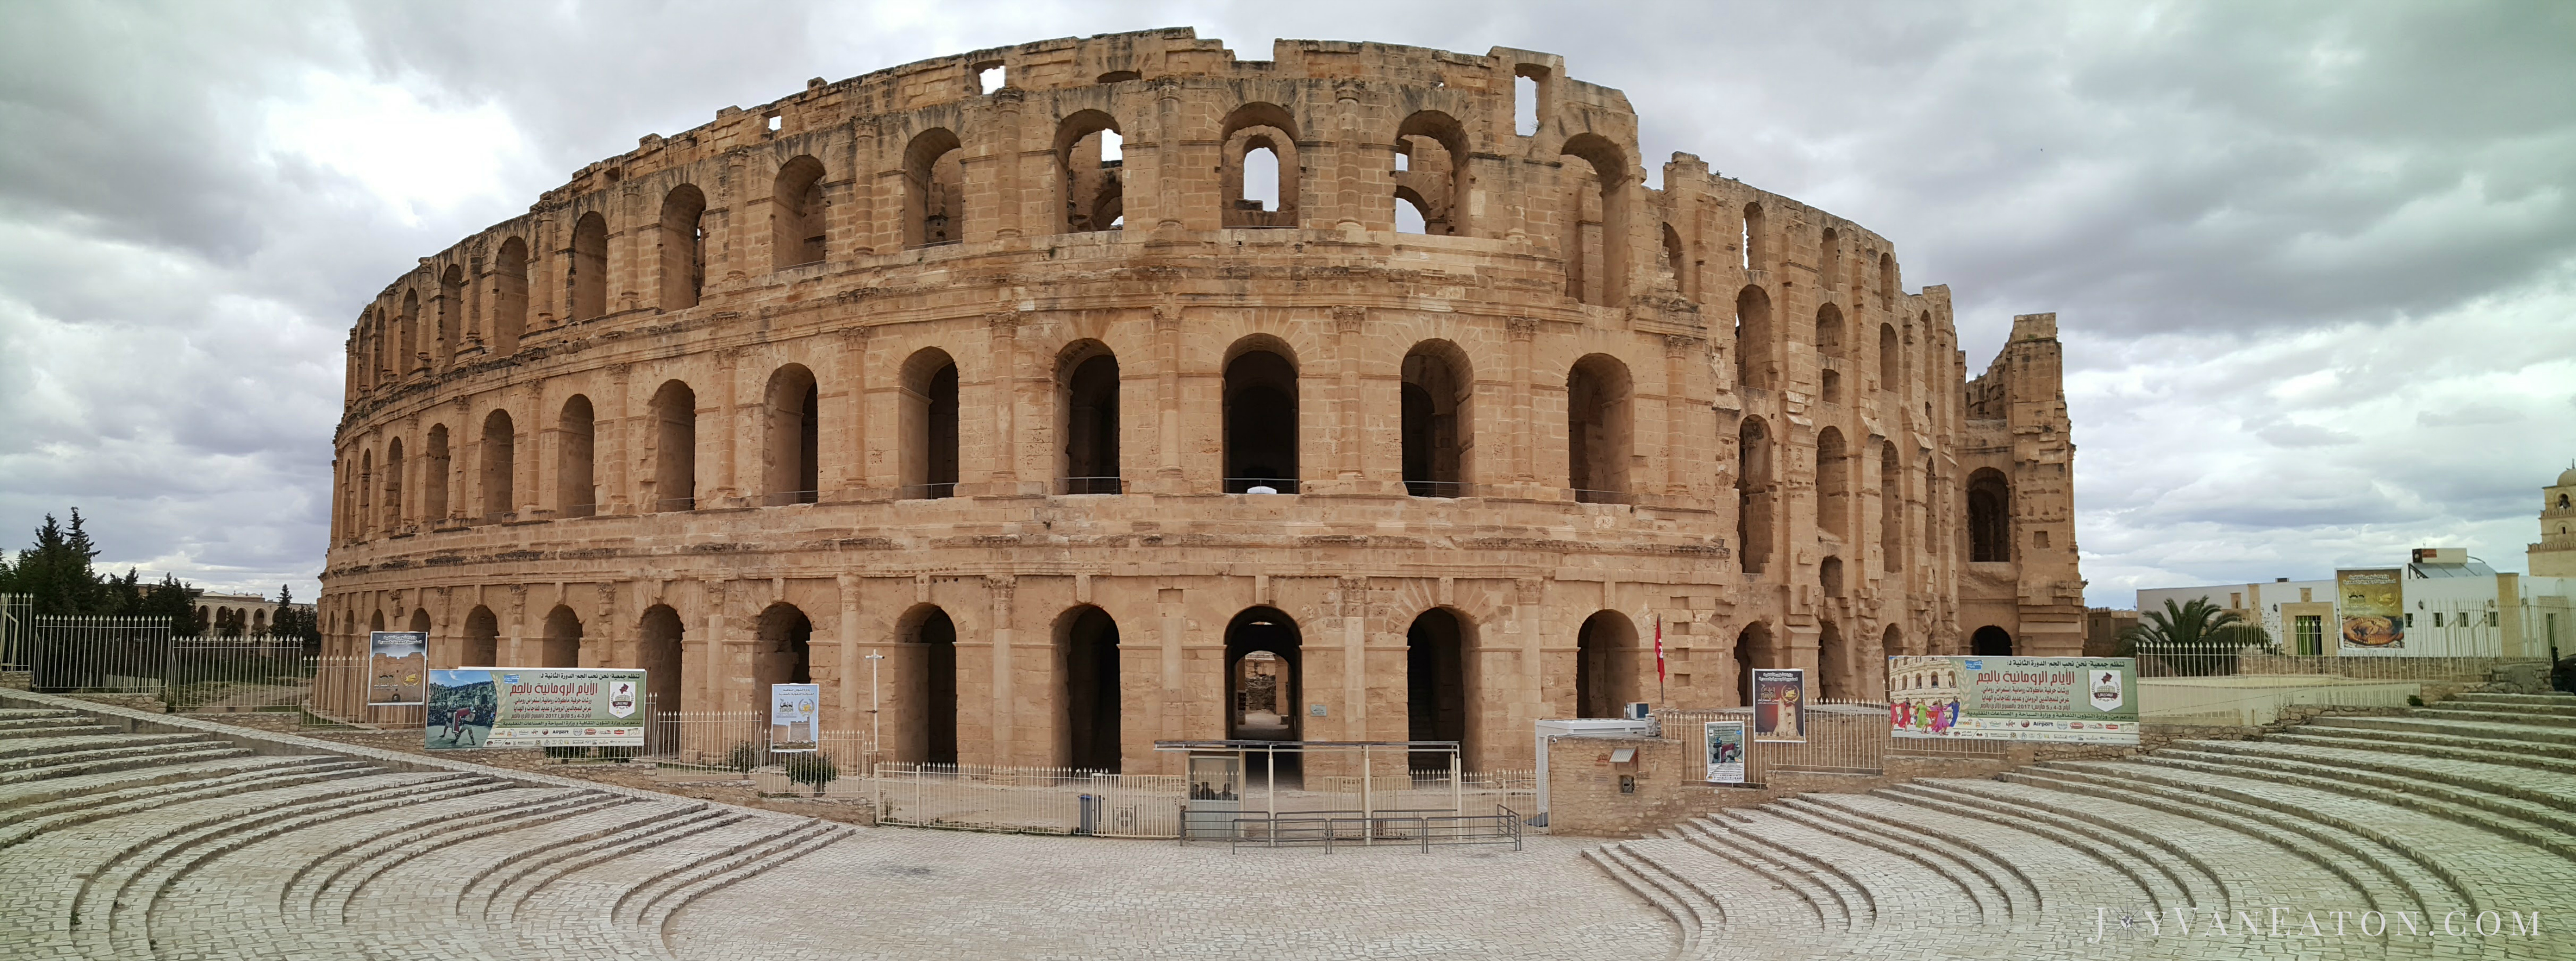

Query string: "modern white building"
[2136, 549, 2571, 660]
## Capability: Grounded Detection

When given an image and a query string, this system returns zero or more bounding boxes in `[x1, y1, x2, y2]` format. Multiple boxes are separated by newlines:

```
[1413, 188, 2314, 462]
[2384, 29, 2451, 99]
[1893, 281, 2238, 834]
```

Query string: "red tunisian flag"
[1654, 616, 1667, 685]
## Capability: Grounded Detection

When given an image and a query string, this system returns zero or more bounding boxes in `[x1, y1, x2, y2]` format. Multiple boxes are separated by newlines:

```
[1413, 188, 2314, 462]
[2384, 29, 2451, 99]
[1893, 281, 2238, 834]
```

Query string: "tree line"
[0, 509, 318, 642]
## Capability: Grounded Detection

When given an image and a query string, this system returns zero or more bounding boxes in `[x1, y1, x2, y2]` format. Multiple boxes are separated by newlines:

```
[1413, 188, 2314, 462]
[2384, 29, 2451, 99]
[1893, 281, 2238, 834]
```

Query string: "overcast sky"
[2, 1, 2571, 607]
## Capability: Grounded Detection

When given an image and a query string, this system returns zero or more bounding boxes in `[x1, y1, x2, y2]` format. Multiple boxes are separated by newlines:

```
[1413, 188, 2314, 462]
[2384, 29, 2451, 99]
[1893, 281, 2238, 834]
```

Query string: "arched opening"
[639, 604, 683, 749]
[1096, 70, 1141, 84]
[659, 184, 707, 308]
[539, 605, 581, 668]
[1735, 285, 1774, 390]
[901, 350, 959, 499]
[1818, 621, 1848, 700]
[1567, 354, 1632, 503]
[1883, 623, 1905, 660]
[1739, 416, 1773, 575]
[1967, 468, 2012, 562]
[423, 425, 449, 524]
[1219, 103, 1298, 228]
[1661, 223, 1691, 299]
[905, 606, 959, 765]
[1732, 621, 1771, 707]
[1575, 611, 1639, 718]
[1817, 427, 1849, 539]
[650, 380, 697, 512]
[398, 289, 419, 374]
[1059, 345, 1120, 494]
[569, 211, 608, 321]
[1401, 341, 1471, 497]
[406, 609, 429, 637]
[1971, 625, 2014, 657]
[773, 156, 828, 267]
[1879, 323, 1900, 389]
[1742, 203, 1766, 272]
[1054, 111, 1124, 233]
[382, 437, 405, 530]
[1559, 133, 1629, 307]
[1820, 227, 1843, 291]
[1057, 606, 1121, 770]
[356, 449, 373, 537]
[460, 606, 498, 668]
[764, 365, 819, 505]
[1881, 442, 1903, 571]
[1222, 344, 1298, 493]
[902, 132, 963, 247]
[1822, 369, 1843, 404]
[1405, 608, 1470, 769]
[558, 395, 595, 517]
[1880, 252, 1897, 304]
[754, 603, 814, 721]
[1225, 607, 1302, 780]
[438, 264, 464, 363]
[1392, 110, 1468, 236]
[1816, 303, 1845, 359]
[493, 237, 528, 352]
[1821, 556, 1844, 599]
[480, 409, 515, 521]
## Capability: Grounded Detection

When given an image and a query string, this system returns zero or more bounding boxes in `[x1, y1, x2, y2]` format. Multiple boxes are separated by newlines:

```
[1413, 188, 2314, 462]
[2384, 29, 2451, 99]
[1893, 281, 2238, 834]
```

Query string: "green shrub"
[2406, 694, 2424, 707]
[783, 752, 839, 794]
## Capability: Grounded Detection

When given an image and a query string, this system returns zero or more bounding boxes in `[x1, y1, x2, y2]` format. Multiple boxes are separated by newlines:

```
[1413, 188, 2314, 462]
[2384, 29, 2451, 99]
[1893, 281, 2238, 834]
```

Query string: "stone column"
[1664, 335, 1693, 496]
[986, 312, 1019, 491]
[1154, 305, 1182, 486]
[839, 329, 870, 498]
[987, 575, 1016, 765]
[1508, 317, 1538, 488]
[1333, 307, 1365, 481]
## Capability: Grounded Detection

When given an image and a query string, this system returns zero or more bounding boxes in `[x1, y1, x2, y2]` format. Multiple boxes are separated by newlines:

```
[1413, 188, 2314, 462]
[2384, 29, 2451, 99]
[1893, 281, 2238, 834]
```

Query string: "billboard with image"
[1888, 656, 2138, 744]
[2336, 568, 2406, 650]
[1750, 668, 1806, 743]
[769, 683, 821, 753]
[426, 668, 646, 748]
[368, 631, 427, 706]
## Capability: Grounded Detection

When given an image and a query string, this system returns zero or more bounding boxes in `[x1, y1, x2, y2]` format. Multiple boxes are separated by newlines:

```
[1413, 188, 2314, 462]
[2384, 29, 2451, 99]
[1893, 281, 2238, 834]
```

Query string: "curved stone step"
[0, 744, 256, 790]
[327, 795, 670, 926]
[0, 758, 376, 851]
[1604, 843, 1707, 955]
[0, 722, 118, 739]
[286, 787, 621, 919]
[639, 824, 854, 959]
[1877, 782, 2178, 922]
[0, 734, 218, 769]
[2188, 738, 2576, 816]
[2139, 749, 2576, 862]
[2266, 728, 2576, 778]
[2312, 715, 2574, 748]
[488, 808, 751, 926]
[1582, 846, 1693, 959]
[0, 753, 330, 814]
[2412, 707, 2576, 728]
[1905, 778, 2225, 915]
[1723, 805, 2002, 930]
[1679, 818, 1856, 931]
[2445, 692, 2576, 707]
[1785, 794, 2042, 919]
[465, 805, 736, 923]
[611, 818, 843, 926]
[1761, 798, 2011, 924]
[1627, 830, 1830, 942]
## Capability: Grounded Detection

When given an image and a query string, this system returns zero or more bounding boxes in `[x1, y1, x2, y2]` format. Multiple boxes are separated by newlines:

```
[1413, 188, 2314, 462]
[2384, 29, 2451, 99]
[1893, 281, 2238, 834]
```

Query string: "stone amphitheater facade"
[320, 28, 2083, 773]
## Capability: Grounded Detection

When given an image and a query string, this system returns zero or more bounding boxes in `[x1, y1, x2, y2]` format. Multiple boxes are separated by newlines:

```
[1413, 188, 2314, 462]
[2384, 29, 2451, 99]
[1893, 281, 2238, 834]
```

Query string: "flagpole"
[1654, 615, 1667, 709]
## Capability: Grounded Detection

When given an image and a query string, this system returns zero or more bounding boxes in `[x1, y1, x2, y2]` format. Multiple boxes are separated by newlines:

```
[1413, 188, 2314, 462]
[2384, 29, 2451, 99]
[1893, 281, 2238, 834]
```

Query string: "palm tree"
[2120, 598, 2271, 676]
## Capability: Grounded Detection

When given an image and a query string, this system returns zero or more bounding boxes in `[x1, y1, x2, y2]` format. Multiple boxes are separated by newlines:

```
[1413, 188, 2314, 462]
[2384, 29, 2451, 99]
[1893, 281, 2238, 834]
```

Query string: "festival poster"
[2336, 568, 2406, 650]
[1750, 668, 1806, 743]
[1887, 656, 2139, 744]
[367, 631, 428, 706]
[769, 682, 821, 753]
[443, 668, 646, 748]
[1703, 721, 1748, 783]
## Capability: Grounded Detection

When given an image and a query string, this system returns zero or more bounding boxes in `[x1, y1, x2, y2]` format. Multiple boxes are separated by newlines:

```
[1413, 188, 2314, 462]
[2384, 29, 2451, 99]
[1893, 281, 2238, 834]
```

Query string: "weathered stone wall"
[320, 28, 2082, 775]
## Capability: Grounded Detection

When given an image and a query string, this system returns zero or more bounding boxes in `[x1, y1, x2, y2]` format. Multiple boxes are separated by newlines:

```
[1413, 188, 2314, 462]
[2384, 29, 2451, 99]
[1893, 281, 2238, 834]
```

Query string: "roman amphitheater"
[318, 27, 2083, 775]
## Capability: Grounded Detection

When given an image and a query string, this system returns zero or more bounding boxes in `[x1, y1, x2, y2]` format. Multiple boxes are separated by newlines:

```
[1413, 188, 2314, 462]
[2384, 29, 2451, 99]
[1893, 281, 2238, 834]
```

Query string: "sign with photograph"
[424, 668, 646, 748]
[367, 631, 427, 706]
[1703, 720, 1748, 783]
[1888, 656, 2139, 744]
[2336, 568, 2406, 650]
[1750, 668, 1806, 743]
[769, 682, 821, 753]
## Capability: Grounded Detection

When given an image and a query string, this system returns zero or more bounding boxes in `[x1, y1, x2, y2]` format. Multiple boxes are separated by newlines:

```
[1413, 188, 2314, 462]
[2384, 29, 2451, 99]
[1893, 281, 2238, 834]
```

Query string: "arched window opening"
[1971, 625, 2014, 657]
[1559, 134, 1629, 307]
[639, 604, 683, 748]
[764, 365, 820, 505]
[1817, 427, 1850, 539]
[976, 62, 1005, 95]
[1575, 611, 1638, 718]
[1059, 606, 1121, 771]
[539, 605, 582, 668]
[1881, 442, 1904, 572]
[1967, 468, 2012, 562]
[901, 132, 963, 247]
[650, 380, 697, 512]
[1225, 607, 1303, 779]
[462, 606, 498, 669]
[1661, 223, 1691, 299]
[1879, 253, 1896, 304]
[382, 437, 405, 531]
[569, 212, 608, 322]
[905, 606, 960, 765]
[1742, 203, 1766, 272]
[659, 184, 707, 308]
[1096, 70, 1141, 84]
[253, 609, 268, 634]
[398, 290, 420, 374]
[1732, 621, 1771, 707]
[1820, 227, 1842, 291]
[1055, 111, 1125, 234]
[494, 237, 528, 353]
[1883, 623, 1906, 660]
[438, 265, 464, 364]
[1736, 285, 1774, 390]
[362, 308, 383, 387]
[1818, 621, 1847, 700]
[1406, 609, 1470, 770]
[1401, 341, 1471, 497]
[773, 157, 828, 267]
[1821, 369, 1842, 404]
[901, 350, 959, 499]
[1222, 345, 1298, 494]
[480, 409, 515, 521]
[1821, 556, 1844, 598]
[1816, 303, 1845, 358]
[755, 603, 813, 720]
[1059, 347, 1121, 494]
[357, 449, 374, 538]
[1567, 354, 1632, 503]
[1513, 69, 1542, 137]
[423, 425, 450, 524]
[1219, 103, 1298, 228]
[1879, 323, 1899, 390]
[558, 396, 596, 517]
[1393, 111, 1468, 236]
[406, 609, 429, 636]
[1739, 417, 1773, 575]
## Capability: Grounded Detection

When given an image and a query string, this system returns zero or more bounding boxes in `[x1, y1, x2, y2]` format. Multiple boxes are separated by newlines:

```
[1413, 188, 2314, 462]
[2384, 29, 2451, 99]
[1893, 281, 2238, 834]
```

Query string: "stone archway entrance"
[1971, 625, 2014, 657]
[1225, 607, 1301, 782]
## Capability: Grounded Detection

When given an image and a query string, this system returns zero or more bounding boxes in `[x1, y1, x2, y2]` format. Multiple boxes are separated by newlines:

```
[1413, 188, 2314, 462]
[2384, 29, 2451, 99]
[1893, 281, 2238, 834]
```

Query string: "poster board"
[367, 631, 427, 706]
[1750, 668, 1806, 743]
[1888, 656, 2139, 744]
[1703, 720, 1748, 783]
[2336, 568, 2406, 650]
[769, 682, 821, 753]
[426, 668, 646, 748]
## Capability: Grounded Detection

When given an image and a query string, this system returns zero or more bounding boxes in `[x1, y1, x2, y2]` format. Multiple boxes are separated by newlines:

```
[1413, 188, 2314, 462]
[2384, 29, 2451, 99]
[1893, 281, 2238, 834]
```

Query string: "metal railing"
[0, 592, 30, 671]
[758, 490, 821, 506]
[1223, 477, 1300, 494]
[1224, 804, 1522, 852]
[27, 616, 174, 694]
[1057, 476, 1123, 495]
[2134, 647, 2534, 681]
[1570, 488, 1629, 505]
[652, 496, 697, 512]
[1404, 480, 1472, 498]
[898, 483, 957, 500]
[872, 763, 1183, 837]
[168, 638, 318, 712]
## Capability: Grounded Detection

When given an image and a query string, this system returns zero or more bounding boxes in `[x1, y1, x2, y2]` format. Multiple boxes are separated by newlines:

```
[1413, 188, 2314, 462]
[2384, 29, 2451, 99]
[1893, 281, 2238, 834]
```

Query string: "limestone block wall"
[320, 28, 2083, 775]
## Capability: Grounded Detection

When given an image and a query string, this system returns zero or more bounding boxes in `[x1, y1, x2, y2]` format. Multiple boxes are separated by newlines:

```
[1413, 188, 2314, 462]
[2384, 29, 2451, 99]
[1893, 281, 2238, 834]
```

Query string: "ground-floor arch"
[1575, 611, 1639, 718]
[1057, 606, 1121, 771]
[1405, 607, 1471, 770]
[1971, 625, 2013, 657]
[901, 605, 959, 765]
[460, 606, 499, 668]
[539, 606, 581, 668]
[1733, 621, 1773, 708]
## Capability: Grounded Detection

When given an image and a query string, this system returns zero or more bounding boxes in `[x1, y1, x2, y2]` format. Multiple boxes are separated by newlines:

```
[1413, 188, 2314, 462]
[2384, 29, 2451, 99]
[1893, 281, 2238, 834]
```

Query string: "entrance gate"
[1159, 740, 1526, 851]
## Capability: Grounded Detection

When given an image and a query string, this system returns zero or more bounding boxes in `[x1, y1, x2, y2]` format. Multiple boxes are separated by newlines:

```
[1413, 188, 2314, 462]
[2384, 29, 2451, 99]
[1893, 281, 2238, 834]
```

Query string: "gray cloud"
[1, 0, 2571, 606]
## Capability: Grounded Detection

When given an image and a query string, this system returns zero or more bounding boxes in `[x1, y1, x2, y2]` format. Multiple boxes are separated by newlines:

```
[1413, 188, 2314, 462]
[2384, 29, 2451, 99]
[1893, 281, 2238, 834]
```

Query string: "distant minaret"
[2531, 461, 2576, 577]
